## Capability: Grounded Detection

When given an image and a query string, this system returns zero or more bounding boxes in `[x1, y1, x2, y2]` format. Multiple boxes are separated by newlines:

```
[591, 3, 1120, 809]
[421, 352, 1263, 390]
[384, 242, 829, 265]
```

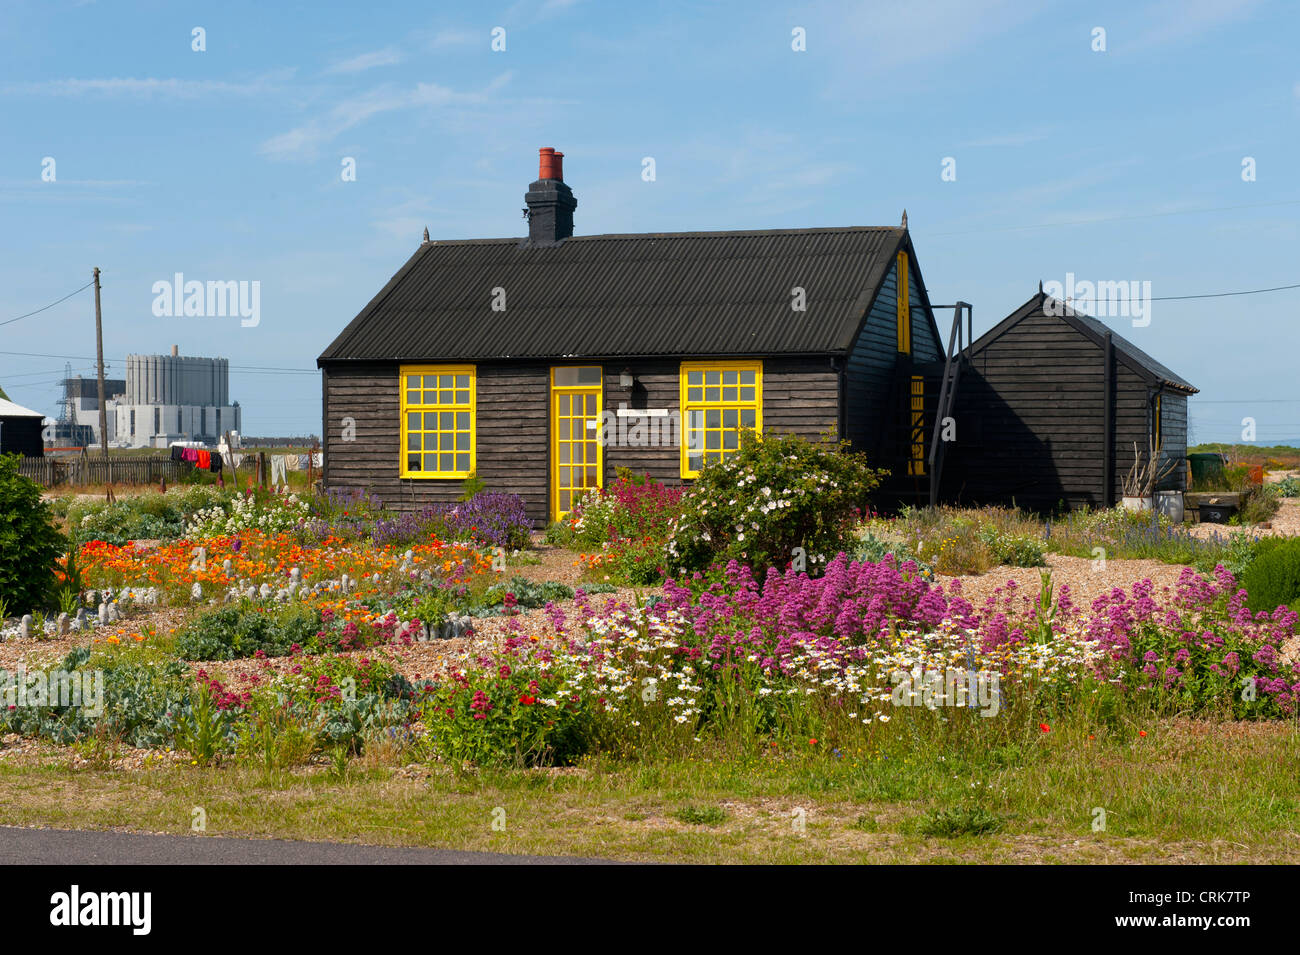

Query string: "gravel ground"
[1187, 497, 1300, 540]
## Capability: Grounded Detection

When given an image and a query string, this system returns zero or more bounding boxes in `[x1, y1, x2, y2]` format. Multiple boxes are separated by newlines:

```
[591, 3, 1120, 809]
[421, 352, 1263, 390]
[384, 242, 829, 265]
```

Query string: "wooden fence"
[19, 455, 196, 488]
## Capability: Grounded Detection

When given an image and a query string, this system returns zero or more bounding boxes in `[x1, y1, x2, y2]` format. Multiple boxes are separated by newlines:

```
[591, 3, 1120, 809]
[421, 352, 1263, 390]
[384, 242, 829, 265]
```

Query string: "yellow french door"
[551, 366, 604, 520]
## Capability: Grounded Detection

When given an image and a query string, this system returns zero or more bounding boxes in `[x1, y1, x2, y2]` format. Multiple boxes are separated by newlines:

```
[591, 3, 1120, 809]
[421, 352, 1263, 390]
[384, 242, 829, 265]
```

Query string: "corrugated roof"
[970, 293, 1198, 394]
[0, 397, 45, 418]
[318, 227, 906, 363]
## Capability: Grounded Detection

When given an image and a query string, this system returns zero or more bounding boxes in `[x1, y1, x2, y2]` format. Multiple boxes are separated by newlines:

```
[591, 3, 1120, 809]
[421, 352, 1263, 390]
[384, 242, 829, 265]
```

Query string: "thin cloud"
[326, 48, 404, 74]
[260, 73, 516, 161]
[961, 129, 1052, 148]
[1, 75, 286, 98]
[429, 29, 478, 48]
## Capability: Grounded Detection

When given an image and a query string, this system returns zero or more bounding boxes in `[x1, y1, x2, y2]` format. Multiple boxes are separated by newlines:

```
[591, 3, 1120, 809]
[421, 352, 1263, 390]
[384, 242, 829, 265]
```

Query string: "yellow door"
[551, 366, 603, 520]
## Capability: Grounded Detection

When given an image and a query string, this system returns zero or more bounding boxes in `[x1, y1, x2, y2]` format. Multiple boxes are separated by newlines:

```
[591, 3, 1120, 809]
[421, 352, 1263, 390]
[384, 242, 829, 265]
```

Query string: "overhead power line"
[0, 280, 94, 328]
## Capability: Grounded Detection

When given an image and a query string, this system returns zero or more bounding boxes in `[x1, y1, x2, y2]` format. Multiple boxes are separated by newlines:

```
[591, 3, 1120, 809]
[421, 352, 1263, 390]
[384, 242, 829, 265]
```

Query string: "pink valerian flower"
[470, 690, 494, 719]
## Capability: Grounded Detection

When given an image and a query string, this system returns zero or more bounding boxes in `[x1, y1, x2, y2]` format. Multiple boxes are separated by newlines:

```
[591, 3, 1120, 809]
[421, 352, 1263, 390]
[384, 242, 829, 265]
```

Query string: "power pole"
[93, 267, 108, 459]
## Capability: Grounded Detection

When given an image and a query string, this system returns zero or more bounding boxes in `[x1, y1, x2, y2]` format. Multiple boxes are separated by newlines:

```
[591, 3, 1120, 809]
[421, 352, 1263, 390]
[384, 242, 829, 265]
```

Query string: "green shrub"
[1240, 538, 1300, 613]
[176, 604, 323, 660]
[481, 576, 574, 609]
[977, 525, 1047, 567]
[0, 454, 67, 614]
[665, 431, 886, 575]
[1278, 477, 1300, 498]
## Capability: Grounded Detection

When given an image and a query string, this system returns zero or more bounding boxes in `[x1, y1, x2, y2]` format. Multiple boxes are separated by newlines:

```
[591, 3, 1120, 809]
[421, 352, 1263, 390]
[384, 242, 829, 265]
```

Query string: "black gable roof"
[318, 227, 907, 364]
[970, 292, 1198, 394]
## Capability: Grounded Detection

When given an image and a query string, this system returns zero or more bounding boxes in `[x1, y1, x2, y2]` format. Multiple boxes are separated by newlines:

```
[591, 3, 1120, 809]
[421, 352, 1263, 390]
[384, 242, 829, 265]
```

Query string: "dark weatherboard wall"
[938, 294, 1196, 511]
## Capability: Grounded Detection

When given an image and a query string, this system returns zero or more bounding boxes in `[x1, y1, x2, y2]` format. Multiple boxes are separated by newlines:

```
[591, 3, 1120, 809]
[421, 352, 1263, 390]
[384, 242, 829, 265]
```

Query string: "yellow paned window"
[400, 365, 475, 478]
[680, 361, 762, 478]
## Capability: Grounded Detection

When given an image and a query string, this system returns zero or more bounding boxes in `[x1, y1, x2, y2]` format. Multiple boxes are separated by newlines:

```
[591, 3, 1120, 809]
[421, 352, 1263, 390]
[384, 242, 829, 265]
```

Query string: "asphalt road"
[0, 826, 615, 865]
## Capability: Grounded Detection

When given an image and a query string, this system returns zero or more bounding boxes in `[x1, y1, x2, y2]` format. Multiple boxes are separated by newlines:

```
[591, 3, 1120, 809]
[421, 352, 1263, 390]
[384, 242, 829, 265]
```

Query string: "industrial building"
[53, 373, 127, 447]
[110, 346, 241, 448]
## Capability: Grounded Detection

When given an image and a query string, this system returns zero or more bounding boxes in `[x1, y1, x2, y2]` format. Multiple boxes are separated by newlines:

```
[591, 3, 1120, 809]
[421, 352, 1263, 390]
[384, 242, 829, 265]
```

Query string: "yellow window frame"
[679, 360, 763, 478]
[399, 364, 476, 479]
[896, 251, 911, 354]
[550, 366, 604, 521]
[907, 374, 926, 476]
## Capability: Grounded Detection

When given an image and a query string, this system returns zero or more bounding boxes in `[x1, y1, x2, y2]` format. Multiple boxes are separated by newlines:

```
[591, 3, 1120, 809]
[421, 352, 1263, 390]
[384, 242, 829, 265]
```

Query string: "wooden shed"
[0, 397, 46, 457]
[937, 290, 1197, 511]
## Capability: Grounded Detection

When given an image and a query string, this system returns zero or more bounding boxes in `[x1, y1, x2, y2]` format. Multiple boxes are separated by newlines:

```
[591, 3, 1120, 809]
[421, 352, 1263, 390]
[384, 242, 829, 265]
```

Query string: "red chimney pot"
[538, 146, 563, 181]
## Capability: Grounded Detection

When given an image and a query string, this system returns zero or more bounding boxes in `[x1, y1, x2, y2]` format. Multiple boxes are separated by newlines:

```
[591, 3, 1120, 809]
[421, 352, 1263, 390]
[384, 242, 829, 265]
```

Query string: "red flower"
[808, 738, 818, 746]
[1039, 723, 1050, 733]
[1138, 730, 1147, 737]
[519, 694, 537, 705]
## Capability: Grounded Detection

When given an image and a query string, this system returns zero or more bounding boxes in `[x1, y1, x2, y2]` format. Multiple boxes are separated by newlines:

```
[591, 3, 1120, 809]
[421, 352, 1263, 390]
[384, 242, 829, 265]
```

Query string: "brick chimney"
[524, 147, 576, 245]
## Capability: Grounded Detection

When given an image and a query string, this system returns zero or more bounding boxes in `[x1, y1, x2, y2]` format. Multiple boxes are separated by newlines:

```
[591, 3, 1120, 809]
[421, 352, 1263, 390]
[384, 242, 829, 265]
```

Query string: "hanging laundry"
[297, 454, 310, 471]
[312, 452, 323, 468]
[197, 450, 211, 470]
[270, 455, 287, 486]
[182, 448, 200, 463]
[170, 446, 184, 462]
[209, 454, 222, 474]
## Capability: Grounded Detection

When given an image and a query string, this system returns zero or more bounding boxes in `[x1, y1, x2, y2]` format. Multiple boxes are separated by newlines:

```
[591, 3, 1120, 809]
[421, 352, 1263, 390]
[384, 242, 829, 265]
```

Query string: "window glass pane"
[688, 371, 703, 386]
[687, 387, 703, 402]
[585, 394, 596, 415]
[686, 427, 704, 452]
[687, 410, 704, 429]
[456, 412, 470, 430]
[440, 412, 453, 430]
[560, 490, 571, 511]
[705, 371, 720, 385]
[439, 453, 453, 471]
[723, 431, 739, 450]
[423, 375, 438, 389]
[705, 387, 720, 402]
[722, 371, 738, 385]
[406, 375, 420, 389]
[739, 386, 755, 401]
[456, 432, 469, 451]
[722, 409, 737, 428]
[439, 433, 454, 451]
[423, 453, 436, 472]
[406, 390, 420, 406]
[407, 435, 420, 451]
[705, 409, 721, 428]
[439, 390, 452, 405]
[560, 466, 571, 485]
[585, 468, 598, 485]
[455, 390, 469, 404]
[407, 455, 420, 471]
[559, 395, 570, 415]
[722, 386, 737, 401]
[573, 443, 585, 464]
[455, 375, 469, 389]
[578, 367, 602, 386]
[407, 412, 420, 431]
[740, 409, 756, 427]
[560, 445, 570, 464]
[423, 412, 438, 430]
[739, 370, 755, 385]
[439, 375, 453, 389]
[457, 454, 469, 472]
[706, 431, 721, 450]
[560, 420, 571, 440]
[688, 452, 703, 471]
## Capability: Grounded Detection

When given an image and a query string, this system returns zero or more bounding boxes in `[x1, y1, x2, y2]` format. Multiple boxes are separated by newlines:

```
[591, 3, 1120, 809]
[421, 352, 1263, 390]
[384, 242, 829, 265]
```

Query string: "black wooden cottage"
[319, 148, 1197, 521]
[318, 148, 949, 523]
[936, 290, 1198, 510]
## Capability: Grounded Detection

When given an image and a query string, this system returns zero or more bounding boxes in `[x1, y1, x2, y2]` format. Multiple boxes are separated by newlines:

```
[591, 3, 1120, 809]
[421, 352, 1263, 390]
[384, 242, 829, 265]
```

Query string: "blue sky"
[1, 0, 1297, 442]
